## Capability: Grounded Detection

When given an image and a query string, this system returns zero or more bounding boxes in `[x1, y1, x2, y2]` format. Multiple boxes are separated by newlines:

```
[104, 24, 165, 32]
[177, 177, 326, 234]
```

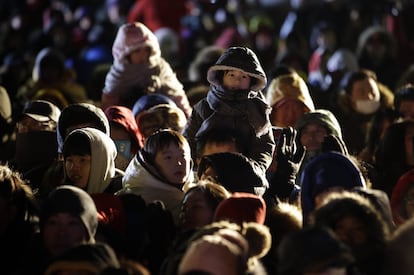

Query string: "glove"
[265, 127, 305, 203]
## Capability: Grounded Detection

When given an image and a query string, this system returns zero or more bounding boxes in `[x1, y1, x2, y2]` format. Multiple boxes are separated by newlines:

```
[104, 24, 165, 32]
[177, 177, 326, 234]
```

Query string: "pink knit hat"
[112, 22, 161, 62]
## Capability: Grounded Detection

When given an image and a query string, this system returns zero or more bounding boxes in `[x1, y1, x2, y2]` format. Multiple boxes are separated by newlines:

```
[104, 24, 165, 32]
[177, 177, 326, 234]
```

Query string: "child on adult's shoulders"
[183, 46, 275, 175]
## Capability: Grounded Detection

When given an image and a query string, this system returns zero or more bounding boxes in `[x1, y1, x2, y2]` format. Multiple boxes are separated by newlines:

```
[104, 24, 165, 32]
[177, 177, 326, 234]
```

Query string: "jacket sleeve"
[248, 125, 275, 174]
[157, 58, 192, 118]
[182, 102, 204, 158]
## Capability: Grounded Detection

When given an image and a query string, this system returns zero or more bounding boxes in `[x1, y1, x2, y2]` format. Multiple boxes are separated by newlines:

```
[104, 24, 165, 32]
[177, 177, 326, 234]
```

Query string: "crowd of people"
[2, 0, 414, 274]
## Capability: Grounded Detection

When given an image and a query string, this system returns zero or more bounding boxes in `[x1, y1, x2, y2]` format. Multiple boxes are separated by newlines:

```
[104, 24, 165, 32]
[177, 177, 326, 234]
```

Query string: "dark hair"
[365, 108, 398, 153]
[394, 84, 414, 111]
[0, 164, 38, 224]
[63, 131, 91, 157]
[196, 128, 246, 159]
[184, 180, 231, 211]
[343, 69, 377, 95]
[142, 129, 190, 164]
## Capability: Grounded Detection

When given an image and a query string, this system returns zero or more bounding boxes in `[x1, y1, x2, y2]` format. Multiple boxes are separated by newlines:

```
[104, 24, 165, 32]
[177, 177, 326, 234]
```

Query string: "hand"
[276, 127, 306, 166]
[265, 127, 305, 202]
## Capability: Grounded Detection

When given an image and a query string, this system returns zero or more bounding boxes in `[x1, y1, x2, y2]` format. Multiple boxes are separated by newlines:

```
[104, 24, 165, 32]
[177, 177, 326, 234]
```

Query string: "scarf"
[104, 61, 160, 96]
[205, 86, 271, 137]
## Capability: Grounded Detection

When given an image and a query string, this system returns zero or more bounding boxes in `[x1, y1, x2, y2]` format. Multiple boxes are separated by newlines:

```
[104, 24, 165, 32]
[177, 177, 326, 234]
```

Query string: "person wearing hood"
[294, 109, 343, 186]
[183, 46, 275, 176]
[117, 129, 193, 225]
[332, 69, 394, 155]
[318, 48, 359, 110]
[310, 191, 390, 275]
[57, 103, 110, 155]
[19, 185, 98, 275]
[266, 71, 315, 128]
[104, 105, 142, 171]
[277, 226, 357, 275]
[101, 22, 191, 117]
[62, 127, 123, 194]
[40, 103, 110, 199]
[356, 25, 400, 90]
[300, 151, 367, 226]
[16, 47, 88, 110]
[136, 103, 187, 147]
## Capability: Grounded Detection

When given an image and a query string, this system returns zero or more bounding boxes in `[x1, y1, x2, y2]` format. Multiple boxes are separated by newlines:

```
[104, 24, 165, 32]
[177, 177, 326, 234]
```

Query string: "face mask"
[114, 140, 132, 171]
[15, 131, 58, 170]
[114, 140, 131, 160]
[354, 99, 380, 115]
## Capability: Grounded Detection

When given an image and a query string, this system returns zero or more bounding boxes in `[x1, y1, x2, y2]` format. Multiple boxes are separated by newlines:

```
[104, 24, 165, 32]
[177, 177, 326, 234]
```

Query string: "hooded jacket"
[63, 127, 121, 194]
[57, 103, 110, 154]
[103, 22, 191, 117]
[183, 47, 275, 173]
[334, 77, 394, 155]
[41, 185, 98, 242]
[104, 105, 142, 154]
[294, 109, 343, 187]
[266, 72, 315, 112]
[18, 47, 87, 105]
[300, 151, 366, 225]
[295, 109, 342, 140]
[118, 150, 186, 224]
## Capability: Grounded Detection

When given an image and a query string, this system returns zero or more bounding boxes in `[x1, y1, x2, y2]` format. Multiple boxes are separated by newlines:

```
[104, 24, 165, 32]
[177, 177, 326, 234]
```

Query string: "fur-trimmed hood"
[207, 47, 267, 92]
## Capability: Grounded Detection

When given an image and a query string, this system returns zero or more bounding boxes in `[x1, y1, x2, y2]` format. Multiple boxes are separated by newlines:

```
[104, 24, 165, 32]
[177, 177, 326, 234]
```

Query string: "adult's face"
[43, 213, 88, 257]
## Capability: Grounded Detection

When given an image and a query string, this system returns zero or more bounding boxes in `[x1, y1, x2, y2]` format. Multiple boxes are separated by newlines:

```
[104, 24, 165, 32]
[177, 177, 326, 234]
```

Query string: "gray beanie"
[41, 185, 98, 242]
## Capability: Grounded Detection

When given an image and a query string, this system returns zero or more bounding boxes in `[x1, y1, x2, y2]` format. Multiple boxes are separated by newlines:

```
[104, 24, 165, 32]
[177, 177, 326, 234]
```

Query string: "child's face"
[179, 189, 215, 230]
[222, 70, 251, 91]
[155, 143, 192, 185]
[65, 155, 91, 189]
[129, 47, 151, 64]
